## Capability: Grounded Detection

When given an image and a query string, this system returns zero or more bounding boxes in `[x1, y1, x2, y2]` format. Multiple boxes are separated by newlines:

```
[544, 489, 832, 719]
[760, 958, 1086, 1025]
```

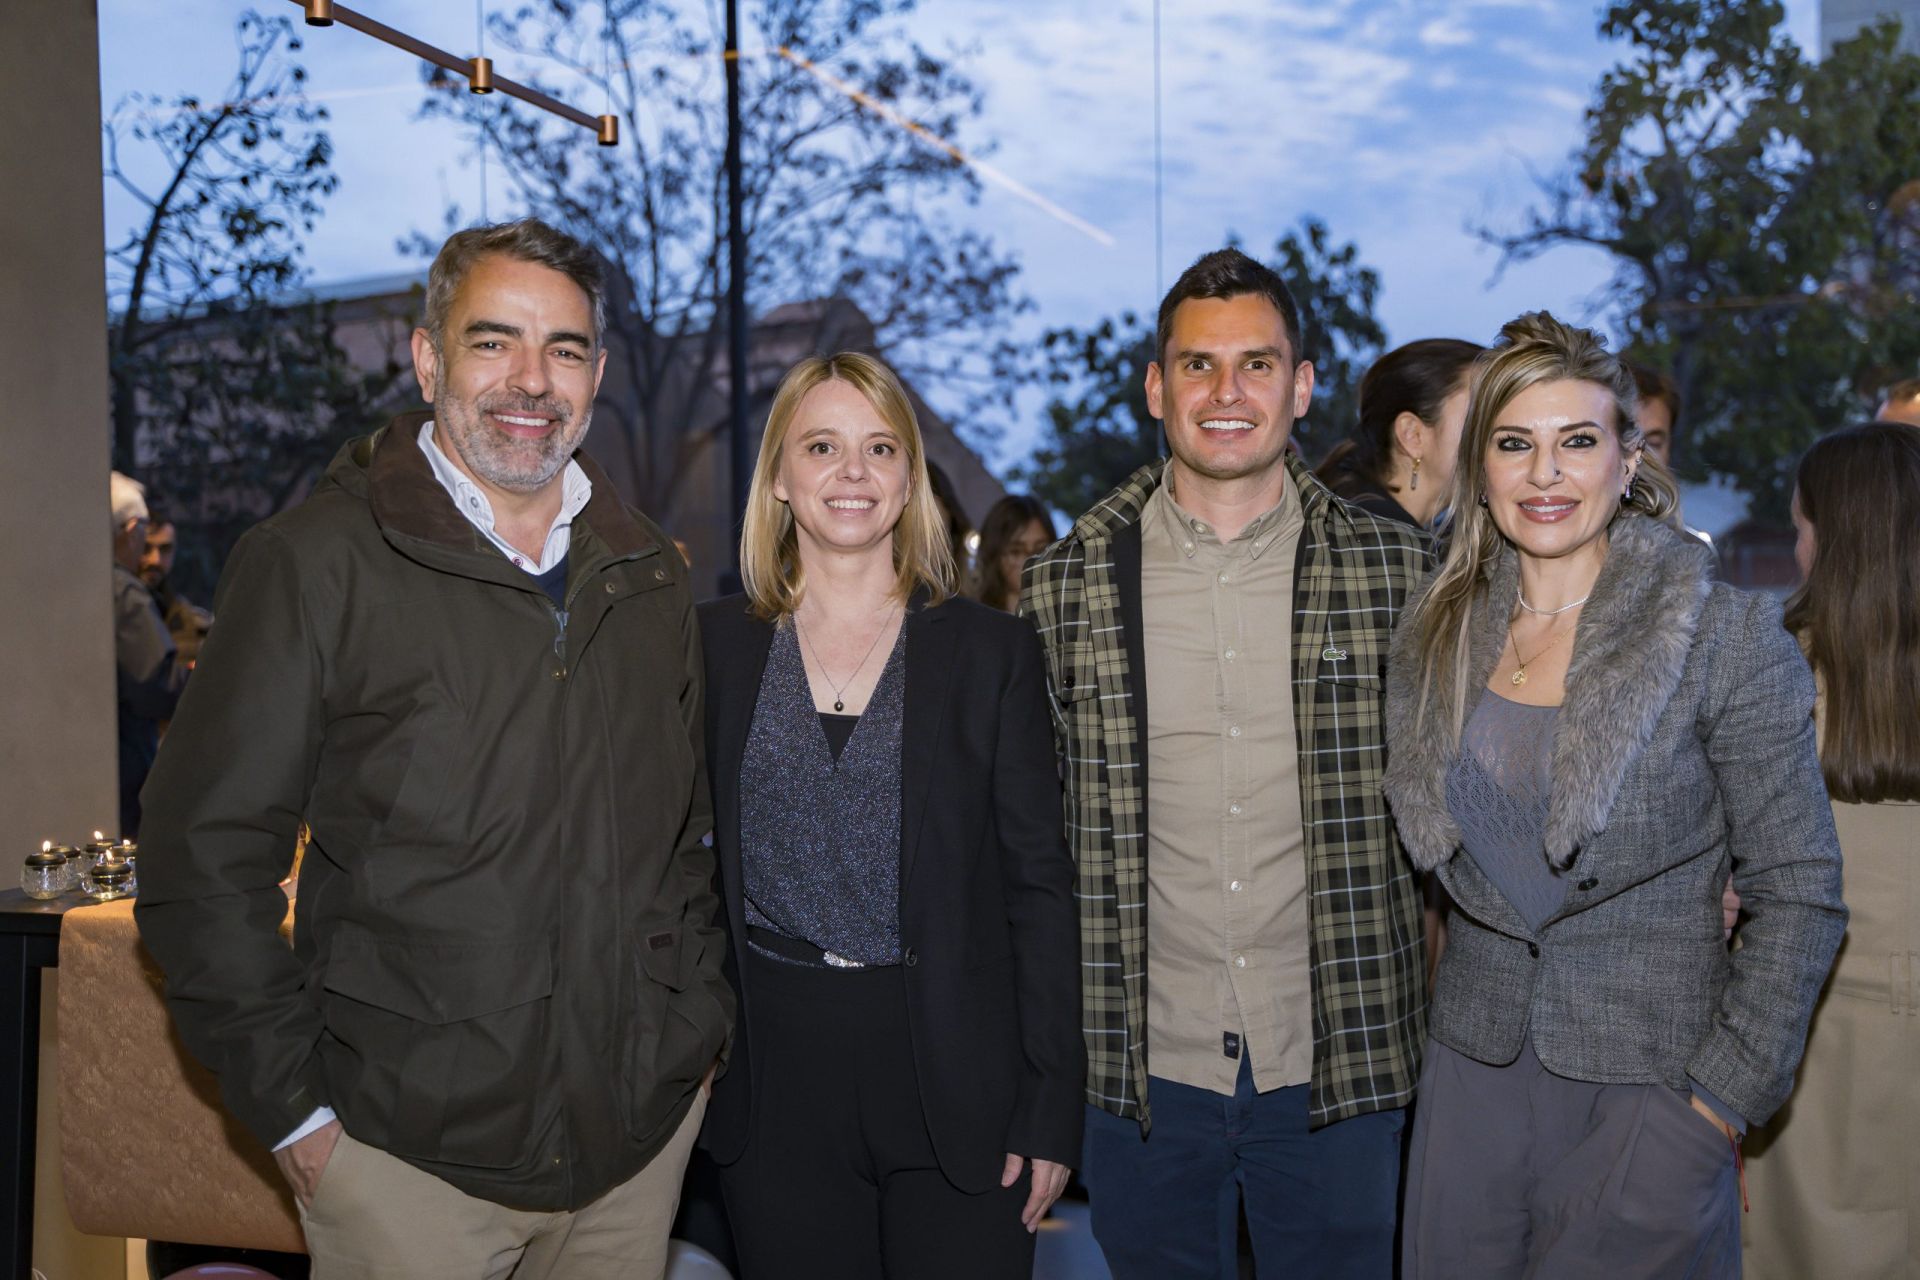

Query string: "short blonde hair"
[740, 352, 956, 620]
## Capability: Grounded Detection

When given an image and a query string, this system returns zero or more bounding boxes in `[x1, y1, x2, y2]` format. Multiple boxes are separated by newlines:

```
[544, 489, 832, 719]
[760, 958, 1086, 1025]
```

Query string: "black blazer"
[696, 592, 1084, 1190]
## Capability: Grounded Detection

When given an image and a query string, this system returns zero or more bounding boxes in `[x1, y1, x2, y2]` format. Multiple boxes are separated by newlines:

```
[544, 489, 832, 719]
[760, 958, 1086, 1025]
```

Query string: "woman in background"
[1741, 419, 1920, 1280]
[1316, 337, 1483, 528]
[698, 352, 1082, 1279]
[970, 495, 1056, 613]
[1318, 338, 1483, 975]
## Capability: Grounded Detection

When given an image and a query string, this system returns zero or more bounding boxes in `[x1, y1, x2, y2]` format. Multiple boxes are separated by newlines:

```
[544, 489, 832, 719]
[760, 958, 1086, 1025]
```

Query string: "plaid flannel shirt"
[1020, 453, 1433, 1130]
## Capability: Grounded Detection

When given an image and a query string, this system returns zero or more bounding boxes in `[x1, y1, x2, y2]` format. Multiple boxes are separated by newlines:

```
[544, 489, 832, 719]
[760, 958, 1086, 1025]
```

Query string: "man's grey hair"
[109, 471, 148, 530]
[424, 218, 608, 351]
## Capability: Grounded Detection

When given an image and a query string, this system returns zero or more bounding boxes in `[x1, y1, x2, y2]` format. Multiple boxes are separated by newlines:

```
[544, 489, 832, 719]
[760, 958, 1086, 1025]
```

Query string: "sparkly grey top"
[739, 620, 905, 966]
[1445, 691, 1566, 933]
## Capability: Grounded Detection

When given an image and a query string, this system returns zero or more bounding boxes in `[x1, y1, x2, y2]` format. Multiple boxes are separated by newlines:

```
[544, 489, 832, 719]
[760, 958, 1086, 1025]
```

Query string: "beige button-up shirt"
[1140, 476, 1311, 1096]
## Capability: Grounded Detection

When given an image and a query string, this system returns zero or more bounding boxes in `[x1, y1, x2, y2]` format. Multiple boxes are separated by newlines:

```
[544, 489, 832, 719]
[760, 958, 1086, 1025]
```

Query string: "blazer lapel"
[899, 599, 957, 893]
[1542, 517, 1713, 868]
[716, 609, 776, 950]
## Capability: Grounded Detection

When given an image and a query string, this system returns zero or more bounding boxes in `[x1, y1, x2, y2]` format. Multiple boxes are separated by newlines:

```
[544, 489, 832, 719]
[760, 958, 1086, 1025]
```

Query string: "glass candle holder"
[112, 839, 137, 894]
[45, 845, 81, 892]
[83, 857, 135, 902]
[22, 848, 65, 900]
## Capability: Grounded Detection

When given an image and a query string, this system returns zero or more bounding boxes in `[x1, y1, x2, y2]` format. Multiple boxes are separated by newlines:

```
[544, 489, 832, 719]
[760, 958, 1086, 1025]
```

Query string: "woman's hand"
[1688, 1094, 1740, 1144]
[1721, 876, 1741, 941]
[1002, 1154, 1071, 1232]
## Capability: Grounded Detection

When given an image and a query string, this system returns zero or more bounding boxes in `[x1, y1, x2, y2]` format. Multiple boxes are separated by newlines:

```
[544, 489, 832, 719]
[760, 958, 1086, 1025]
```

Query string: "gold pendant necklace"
[1508, 621, 1573, 686]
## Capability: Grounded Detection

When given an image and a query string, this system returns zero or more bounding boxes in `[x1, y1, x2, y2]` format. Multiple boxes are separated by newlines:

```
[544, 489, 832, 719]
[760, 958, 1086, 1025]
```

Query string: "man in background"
[110, 471, 186, 836]
[140, 510, 213, 668]
[1876, 376, 1920, 426]
[1627, 363, 1680, 467]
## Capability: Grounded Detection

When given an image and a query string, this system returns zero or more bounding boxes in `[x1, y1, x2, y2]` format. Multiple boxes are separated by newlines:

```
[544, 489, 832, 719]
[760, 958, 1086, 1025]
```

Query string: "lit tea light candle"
[23, 842, 65, 900]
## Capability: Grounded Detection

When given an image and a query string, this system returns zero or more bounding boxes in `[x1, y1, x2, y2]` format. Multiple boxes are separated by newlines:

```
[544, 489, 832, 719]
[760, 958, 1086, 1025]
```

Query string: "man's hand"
[1001, 1154, 1071, 1233]
[274, 1119, 344, 1209]
[1721, 876, 1742, 941]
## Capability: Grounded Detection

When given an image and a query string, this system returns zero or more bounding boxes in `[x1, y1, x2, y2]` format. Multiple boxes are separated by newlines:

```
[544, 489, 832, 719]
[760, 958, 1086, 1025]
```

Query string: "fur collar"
[1384, 515, 1716, 871]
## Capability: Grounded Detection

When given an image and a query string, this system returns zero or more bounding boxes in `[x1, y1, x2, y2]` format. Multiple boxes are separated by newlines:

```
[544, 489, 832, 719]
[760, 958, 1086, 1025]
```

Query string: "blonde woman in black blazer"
[697, 352, 1082, 1279]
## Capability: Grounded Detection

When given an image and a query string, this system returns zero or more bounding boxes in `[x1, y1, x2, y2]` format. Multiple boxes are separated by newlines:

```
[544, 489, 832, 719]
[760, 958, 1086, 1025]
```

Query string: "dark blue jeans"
[1081, 1055, 1405, 1280]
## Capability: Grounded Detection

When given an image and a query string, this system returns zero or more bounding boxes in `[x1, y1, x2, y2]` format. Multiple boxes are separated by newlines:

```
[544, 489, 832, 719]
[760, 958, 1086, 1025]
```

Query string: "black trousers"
[718, 951, 1035, 1280]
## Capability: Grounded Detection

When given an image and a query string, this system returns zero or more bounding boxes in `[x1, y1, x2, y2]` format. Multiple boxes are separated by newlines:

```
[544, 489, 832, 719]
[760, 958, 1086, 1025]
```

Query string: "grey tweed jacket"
[1383, 515, 1846, 1127]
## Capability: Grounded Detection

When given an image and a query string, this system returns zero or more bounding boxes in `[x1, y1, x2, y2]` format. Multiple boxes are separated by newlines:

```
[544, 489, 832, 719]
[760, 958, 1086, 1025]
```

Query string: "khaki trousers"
[297, 1090, 707, 1280]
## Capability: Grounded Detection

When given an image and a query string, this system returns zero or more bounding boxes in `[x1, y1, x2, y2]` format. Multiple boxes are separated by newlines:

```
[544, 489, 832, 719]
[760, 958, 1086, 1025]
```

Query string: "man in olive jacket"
[135, 219, 732, 1278]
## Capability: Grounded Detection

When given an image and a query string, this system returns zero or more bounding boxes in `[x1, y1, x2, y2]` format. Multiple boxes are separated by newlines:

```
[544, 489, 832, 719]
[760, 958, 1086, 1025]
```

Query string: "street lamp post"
[725, 0, 750, 580]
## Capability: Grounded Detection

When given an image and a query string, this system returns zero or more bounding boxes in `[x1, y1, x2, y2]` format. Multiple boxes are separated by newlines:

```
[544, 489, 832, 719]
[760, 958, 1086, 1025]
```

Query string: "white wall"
[1, 1, 135, 1275]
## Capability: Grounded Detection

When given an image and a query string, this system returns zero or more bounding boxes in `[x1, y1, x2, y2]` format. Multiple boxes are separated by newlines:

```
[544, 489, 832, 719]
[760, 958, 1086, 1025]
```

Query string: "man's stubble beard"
[434, 370, 593, 495]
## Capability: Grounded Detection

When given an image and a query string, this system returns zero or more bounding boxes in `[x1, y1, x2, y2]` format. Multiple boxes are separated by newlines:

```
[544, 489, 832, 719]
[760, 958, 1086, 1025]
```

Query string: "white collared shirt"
[417, 420, 592, 575]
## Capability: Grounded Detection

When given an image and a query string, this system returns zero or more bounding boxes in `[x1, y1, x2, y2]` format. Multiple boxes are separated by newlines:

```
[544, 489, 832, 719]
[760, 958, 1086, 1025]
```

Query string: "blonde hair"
[740, 352, 956, 620]
[1409, 311, 1680, 743]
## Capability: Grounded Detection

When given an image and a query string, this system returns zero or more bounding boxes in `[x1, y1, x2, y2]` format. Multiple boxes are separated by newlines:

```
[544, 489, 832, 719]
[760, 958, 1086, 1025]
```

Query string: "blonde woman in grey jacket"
[1382, 313, 1845, 1278]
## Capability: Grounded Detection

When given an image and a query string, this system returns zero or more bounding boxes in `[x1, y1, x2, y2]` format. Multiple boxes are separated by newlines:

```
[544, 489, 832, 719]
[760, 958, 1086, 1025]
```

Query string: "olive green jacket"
[136, 416, 732, 1210]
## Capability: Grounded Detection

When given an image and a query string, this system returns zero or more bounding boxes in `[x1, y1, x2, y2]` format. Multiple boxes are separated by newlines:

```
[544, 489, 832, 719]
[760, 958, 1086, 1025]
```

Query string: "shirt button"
[903, 947, 918, 967]
[605, 581, 617, 594]
[552, 666, 567, 680]
[1229, 803, 1242, 815]
[1230, 880, 1242, 892]
[513, 557, 524, 567]
[1184, 541, 1195, 554]
[1228, 725, 1242, 738]
[1224, 648, 1236, 661]
[1218, 571, 1230, 584]
[1234, 955, 1246, 969]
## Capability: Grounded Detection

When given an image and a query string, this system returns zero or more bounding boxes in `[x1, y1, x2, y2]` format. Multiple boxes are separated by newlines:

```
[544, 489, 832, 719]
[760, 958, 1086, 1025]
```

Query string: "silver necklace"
[794, 603, 899, 713]
[1516, 591, 1592, 617]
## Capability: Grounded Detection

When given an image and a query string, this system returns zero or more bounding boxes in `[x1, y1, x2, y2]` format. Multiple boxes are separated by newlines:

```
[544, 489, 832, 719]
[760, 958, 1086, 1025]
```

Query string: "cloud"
[1419, 16, 1474, 49]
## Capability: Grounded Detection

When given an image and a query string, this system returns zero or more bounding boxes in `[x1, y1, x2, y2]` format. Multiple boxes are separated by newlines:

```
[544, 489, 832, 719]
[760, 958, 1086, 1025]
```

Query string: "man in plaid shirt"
[1021, 249, 1432, 1278]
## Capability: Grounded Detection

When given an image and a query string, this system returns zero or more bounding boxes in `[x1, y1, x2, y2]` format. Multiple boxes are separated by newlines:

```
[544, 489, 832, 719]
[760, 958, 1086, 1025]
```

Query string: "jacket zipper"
[546, 549, 654, 677]
[549, 604, 569, 676]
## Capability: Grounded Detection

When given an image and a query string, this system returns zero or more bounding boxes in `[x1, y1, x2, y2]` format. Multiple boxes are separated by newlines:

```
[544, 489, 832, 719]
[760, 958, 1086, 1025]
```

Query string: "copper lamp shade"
[286, 0, 615, 144]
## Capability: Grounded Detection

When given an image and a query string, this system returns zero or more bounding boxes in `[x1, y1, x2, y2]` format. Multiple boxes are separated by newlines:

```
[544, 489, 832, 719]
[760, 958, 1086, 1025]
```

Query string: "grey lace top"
[738, 620, 905, 966]
[1444, 690, 1567, 933]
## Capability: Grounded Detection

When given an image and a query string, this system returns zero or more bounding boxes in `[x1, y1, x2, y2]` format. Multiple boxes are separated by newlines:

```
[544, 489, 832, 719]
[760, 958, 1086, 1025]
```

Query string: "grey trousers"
[1403, 1038, 1740, 1279]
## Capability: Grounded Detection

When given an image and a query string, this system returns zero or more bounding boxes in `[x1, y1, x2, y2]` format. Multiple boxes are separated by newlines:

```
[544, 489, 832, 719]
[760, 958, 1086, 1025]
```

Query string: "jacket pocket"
[626, 922, 726, 1140]
[319, 931, 553, 1169]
